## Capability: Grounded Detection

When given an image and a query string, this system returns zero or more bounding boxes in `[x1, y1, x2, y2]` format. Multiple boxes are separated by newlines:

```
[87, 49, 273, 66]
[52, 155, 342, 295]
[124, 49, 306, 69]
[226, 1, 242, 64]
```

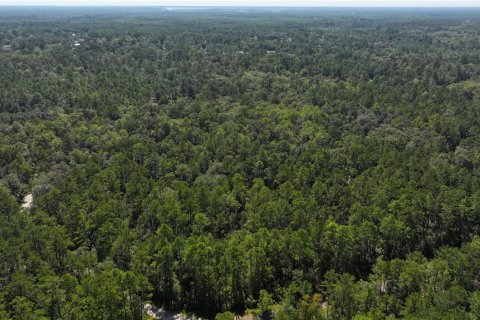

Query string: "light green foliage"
[215, 311, 235, 320]
[1, 8, 480, 320]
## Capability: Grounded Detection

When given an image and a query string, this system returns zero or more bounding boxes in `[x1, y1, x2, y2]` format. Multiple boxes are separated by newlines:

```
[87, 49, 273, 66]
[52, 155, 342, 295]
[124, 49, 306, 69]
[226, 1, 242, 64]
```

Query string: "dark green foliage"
[1, 7, 480, 319]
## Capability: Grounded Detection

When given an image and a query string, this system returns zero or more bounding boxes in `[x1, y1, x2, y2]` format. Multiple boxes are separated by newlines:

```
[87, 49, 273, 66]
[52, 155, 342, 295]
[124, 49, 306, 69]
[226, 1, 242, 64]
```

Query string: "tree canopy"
[1, 7, 480, 319]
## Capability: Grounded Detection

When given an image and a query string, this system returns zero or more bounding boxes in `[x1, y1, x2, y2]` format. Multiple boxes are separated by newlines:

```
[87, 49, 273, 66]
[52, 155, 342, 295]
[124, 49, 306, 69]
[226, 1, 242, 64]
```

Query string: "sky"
[1, 0, 479, 7]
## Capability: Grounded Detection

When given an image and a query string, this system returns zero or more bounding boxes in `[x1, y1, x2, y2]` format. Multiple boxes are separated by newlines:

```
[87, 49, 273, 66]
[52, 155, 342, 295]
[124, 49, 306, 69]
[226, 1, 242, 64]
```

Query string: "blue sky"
[1, 0, 479, 6]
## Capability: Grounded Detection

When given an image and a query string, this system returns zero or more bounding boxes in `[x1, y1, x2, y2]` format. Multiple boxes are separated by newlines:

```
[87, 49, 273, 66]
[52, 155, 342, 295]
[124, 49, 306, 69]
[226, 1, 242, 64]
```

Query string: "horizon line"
[2, 4, 480, 7]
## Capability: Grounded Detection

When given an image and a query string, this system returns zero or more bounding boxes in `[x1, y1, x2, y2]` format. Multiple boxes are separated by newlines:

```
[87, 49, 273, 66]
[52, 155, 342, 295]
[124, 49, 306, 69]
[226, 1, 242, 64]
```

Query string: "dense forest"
[1, 7, 480, 319]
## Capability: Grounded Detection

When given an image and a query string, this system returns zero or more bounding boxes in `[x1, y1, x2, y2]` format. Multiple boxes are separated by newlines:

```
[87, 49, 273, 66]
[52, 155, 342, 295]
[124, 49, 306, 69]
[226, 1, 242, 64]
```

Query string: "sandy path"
[21, 193, 33, 210]
[144, 304, 203, 320]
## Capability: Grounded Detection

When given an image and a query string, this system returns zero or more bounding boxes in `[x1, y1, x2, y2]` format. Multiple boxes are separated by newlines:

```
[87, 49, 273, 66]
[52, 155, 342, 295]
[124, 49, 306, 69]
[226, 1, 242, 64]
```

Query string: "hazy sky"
[1, 0, 479, 6]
